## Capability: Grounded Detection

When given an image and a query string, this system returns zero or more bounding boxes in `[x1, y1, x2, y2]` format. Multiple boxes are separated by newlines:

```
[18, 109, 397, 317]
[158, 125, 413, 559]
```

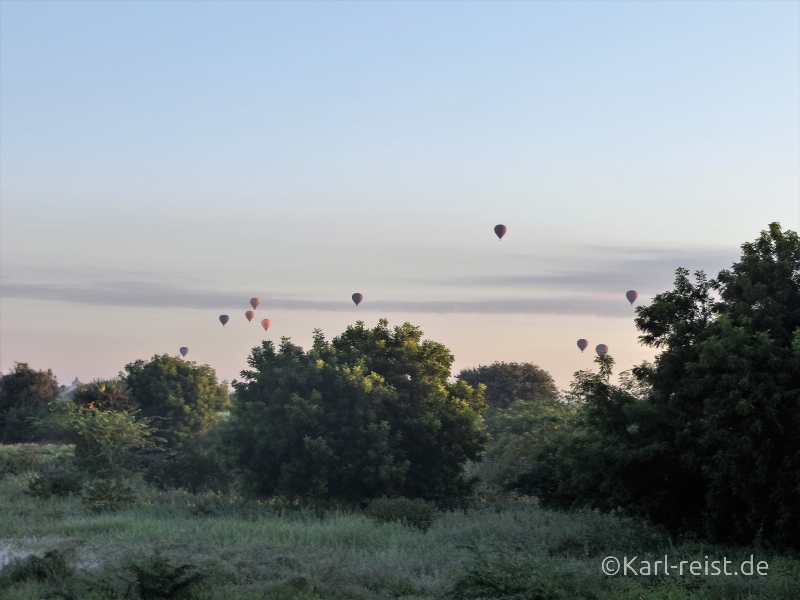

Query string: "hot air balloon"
[261, 318, 271, 331]
[577, 339, 588, 353]
[595, 344, 608, 356]
[179, 347, 188, 357]
[219, 315, 229, 326]
[494, 224, 507, 240]
[626, 290, 638, 305]
[352, 293, 363, 306]
[250, 298, 260, 310]
[245, 310, 255, 322]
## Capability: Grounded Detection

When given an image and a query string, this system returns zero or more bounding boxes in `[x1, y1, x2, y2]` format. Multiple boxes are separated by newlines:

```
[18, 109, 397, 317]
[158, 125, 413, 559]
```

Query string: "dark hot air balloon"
[595, 344, 608, 356]
[261, 318, 271, 331]
[494, 224, 507, 240]
[250, 298, 260, 310]
[352, 293, 363, 306]
[219, 315, 229, 326]
[245, 311, 255, 322]
[577, 339, 588, 353]
[179, 347, 188, 357]
[626, 290, 638, 305]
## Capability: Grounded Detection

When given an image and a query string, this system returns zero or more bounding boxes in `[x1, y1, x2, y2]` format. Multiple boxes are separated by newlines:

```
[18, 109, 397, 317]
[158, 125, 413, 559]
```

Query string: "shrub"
[0, 549, 73, 586]
[364, 497, 437, 531]
[27, 457, 84, 498]
[81, 478, 137, 513]
[123, 553, 207, 600]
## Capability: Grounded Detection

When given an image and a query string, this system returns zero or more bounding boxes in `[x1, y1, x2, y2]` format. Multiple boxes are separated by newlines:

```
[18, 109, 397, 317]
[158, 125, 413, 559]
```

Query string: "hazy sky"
[1, 1, 798, 390]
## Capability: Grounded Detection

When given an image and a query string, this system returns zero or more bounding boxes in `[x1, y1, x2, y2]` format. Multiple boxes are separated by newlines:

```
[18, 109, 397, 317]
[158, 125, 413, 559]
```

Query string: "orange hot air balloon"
[250, 298, 260, 310]
[245, 311, 255, 322]
[261, 318, 271, 331]
[219, 315, 229, 326]
[595, 344, 609, 356]
[626, 290, 638, 305]
[179, 347, 188, 357]
[352, 293, 363, 306]
[577, 339, 588, 353]
[494, 224, 507, 240]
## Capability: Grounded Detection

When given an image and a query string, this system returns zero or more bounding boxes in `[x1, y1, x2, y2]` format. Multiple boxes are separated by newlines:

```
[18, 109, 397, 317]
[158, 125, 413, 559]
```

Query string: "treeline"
[1, 222, 798, 550]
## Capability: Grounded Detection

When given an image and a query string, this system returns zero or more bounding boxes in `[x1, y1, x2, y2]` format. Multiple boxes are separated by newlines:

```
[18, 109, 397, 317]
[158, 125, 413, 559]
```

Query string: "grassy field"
[1, 444, 798, 600]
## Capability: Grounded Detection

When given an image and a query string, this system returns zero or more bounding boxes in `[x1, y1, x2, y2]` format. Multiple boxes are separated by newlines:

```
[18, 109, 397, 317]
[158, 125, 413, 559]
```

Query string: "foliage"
[26, 455, 84, 498]
[122, 552, 207, 599]
[517, 223, 800, 549]
[144, 429, 234, 494]
[364, 497, 437, 531]
[0, 362, 61, 443]
[50, 403, 158, 478]
[82, 478, 137, 513]
[0, 549, 73, 587]
[225, 319, 487, 501]
[122, 354, 229, 449]
[457, 361, 558, 410]
[72, 378, 137, 412]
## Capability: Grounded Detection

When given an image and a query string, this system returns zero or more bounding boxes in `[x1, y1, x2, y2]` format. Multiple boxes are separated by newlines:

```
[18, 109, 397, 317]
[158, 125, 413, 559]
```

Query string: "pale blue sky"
[1, 1, 798, 389]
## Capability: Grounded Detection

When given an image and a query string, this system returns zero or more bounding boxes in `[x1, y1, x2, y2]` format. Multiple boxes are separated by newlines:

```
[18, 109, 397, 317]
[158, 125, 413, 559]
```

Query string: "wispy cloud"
[0, 245, 740, 317]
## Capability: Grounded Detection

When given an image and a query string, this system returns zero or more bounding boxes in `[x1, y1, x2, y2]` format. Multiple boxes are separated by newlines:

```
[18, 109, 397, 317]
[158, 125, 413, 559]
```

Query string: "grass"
[0, 444, 798, 599]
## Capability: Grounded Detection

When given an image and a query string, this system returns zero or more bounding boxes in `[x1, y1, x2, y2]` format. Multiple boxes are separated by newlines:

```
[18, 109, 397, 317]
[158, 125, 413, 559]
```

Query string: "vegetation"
[456, 361, 558, 410]
[122, 355, 229, 450]
[0, 363, 61, 443]
[225, 320, 487, 501]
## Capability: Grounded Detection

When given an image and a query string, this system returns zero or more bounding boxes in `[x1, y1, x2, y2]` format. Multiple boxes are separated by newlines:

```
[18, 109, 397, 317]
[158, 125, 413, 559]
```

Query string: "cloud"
[0, 245, 740, 317]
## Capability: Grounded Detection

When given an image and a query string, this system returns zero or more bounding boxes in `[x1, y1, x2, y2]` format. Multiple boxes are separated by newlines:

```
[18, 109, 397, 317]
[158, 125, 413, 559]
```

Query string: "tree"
[0, 362, 61, 443]
[72, 378, 137, 412]
[457, 362, 558, 410]
[520, 223, 800, 549]
[122, 355, 229, 449]
[225, 319, 487, 501]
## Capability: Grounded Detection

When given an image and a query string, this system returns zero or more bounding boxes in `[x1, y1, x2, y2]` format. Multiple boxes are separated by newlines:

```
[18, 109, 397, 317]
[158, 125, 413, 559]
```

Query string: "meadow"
[1, 444, 798, 600]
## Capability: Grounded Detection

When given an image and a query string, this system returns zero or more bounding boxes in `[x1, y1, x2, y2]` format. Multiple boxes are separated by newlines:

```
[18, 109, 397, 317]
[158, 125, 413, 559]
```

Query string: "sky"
[1, 1, 798, 391]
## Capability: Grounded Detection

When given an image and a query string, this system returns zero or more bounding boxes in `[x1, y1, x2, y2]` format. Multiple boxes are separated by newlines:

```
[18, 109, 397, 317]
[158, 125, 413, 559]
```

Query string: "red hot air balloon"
[250, 298, 260, 310]
[577, 339, 588, 353]
[626, 290, 638, 305]
[179, 347, 188, 357]
[219, 315, 229, 326]
[494, 224, 507, 240]
[352, 293, 363, 306]
[261, 318, 271, 331]
[245, 311, 255, 322]
[595, 344, 608, 356]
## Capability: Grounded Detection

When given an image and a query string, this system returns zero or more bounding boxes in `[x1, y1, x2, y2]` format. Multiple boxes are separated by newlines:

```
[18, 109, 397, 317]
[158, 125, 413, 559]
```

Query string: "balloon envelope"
[261, 318, 271, 331]
[595, 344, 609, 355]
[494, 224, 507, 240]
[219, 315, 229, 326]
[352, 293, 363, 306]
[245, 310, 255, 322]
[577, 339, 588, 352]
[626, 290, 638, 305]
[179, 347, 188, 357]
[250, 298, 260, 310]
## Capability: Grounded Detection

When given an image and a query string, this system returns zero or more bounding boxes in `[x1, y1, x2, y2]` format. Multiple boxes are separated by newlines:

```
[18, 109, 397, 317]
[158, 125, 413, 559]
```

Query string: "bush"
[364, 497, 437, 531]
[27, 457, 84, 498]
[122, 553, 207, 600]
[0, 549, 73, 587]
[81, 478, 137, 513]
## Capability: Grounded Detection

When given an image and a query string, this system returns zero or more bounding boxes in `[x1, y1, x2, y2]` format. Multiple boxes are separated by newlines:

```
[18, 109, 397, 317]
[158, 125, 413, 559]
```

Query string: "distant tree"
[225, 319, 487, 501]
[457, 362, 558, 410]
[122, 355, 229, 449]
[72, 378, 137, 412]
[0, 362, 60, 443]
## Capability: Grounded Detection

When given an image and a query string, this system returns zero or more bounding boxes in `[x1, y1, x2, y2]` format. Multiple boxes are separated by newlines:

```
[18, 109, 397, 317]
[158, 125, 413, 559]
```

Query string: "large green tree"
[0, 362, 61, 443]
[516, 223, 800, 548]
[122, 355, 229, 449]
[225, 320, 487, 501]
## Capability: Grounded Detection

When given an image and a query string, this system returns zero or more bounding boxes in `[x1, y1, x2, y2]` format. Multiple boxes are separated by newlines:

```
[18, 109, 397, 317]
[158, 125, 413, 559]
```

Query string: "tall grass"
[1, 444, 798, 600]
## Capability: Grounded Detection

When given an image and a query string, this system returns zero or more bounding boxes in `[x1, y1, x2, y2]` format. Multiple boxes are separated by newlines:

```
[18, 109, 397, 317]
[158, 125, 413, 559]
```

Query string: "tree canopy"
[457, 362, 558, 410]
[225, 319, 487, 501]
[121, 355, 229, 449]
[0, 362, 61, 443]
